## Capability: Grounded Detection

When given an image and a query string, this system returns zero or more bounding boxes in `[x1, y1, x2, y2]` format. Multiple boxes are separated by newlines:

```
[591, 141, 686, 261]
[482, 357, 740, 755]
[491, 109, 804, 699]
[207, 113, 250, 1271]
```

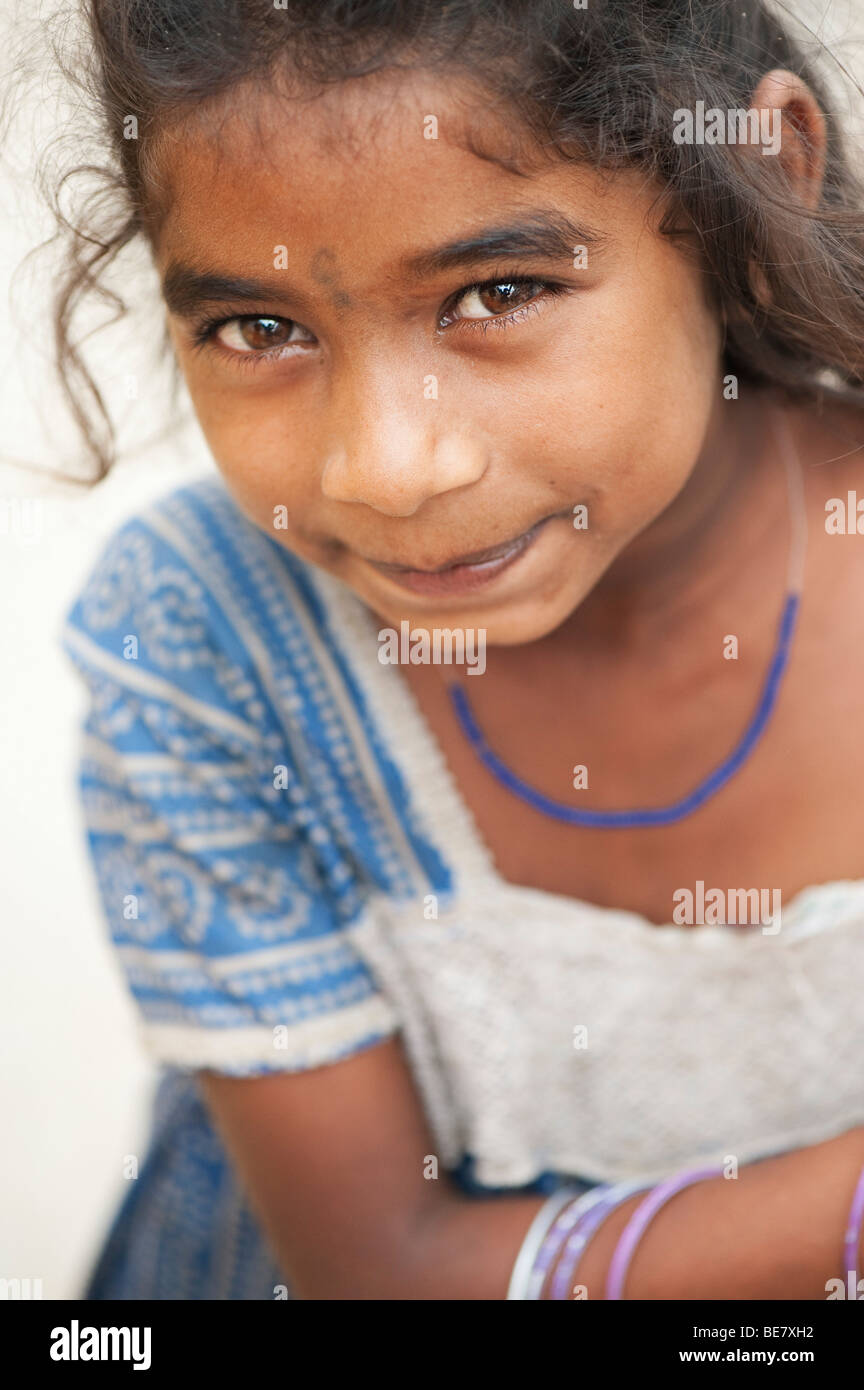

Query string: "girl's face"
[157, 69, 723, 645]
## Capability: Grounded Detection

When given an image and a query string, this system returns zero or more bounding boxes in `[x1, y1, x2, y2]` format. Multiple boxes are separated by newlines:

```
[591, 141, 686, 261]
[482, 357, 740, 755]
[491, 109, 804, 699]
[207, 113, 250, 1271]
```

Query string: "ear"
[749, 68, 827, 208]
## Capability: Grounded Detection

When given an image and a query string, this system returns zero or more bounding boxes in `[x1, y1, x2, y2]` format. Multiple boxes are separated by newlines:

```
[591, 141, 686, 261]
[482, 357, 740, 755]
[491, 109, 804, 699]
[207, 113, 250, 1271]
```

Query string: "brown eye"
[450, 280, 542, 322]
[215, 316, 311, 353]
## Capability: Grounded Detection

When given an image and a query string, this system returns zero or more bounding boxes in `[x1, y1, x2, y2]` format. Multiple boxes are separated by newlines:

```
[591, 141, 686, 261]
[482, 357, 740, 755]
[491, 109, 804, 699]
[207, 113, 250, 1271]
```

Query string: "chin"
[360, 582, 590, 650]
[471, 593, 588, 647]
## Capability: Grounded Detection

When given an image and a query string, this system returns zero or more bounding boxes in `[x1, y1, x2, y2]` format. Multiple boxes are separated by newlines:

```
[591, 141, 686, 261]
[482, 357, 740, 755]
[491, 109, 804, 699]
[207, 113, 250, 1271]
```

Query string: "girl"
[57, 0, 864, 1299]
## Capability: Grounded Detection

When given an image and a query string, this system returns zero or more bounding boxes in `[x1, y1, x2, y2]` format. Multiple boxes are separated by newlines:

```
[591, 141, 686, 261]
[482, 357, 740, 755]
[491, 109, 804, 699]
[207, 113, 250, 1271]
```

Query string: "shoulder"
[58, 479, 408, 1074]
[61, 473, 448, 905]
[61, 475, 333, 751]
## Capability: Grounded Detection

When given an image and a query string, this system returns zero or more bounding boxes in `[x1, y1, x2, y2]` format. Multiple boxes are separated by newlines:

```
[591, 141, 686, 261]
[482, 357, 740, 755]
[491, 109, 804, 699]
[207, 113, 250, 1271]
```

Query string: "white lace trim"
[309, 569, 497, 897]
[140, 994, 398, 1073]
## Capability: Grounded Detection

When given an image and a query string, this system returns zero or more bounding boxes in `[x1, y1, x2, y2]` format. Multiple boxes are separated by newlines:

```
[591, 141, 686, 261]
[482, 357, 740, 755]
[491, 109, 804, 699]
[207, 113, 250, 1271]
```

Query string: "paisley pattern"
[63, 480, 454, 1077]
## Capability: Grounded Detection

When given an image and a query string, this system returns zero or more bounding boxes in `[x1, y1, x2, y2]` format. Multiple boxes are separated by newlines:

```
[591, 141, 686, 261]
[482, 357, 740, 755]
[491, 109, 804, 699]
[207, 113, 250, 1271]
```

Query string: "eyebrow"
[162, 210, 608, 317]
[162, 267, 307, 319]
[400, 211, 608, 279]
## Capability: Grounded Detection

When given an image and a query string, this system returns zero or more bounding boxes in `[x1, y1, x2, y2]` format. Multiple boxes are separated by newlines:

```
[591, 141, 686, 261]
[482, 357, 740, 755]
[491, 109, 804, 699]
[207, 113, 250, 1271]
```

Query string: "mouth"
[363, 511, 568, 597]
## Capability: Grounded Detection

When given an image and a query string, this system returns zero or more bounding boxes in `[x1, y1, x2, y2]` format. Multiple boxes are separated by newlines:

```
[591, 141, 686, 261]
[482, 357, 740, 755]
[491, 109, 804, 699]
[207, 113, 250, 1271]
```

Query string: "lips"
[365, 514, 558, 596]
[379, 521, 546, 574]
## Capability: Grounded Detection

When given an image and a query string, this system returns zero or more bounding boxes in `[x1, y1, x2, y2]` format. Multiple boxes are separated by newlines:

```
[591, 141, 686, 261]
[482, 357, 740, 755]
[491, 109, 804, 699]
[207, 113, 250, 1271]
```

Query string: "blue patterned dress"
[63, 475, 864, 1299]
[61, 477, 572, 1300]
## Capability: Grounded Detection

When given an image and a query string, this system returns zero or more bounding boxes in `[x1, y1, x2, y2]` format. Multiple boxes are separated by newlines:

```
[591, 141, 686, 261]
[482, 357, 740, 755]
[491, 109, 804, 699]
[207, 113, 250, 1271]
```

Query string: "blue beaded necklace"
[448, 415, 807, 829]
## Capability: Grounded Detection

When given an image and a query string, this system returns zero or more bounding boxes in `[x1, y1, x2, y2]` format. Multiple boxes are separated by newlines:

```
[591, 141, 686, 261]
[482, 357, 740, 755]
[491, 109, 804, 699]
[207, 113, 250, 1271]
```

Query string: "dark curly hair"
[43, 0, 864, 479]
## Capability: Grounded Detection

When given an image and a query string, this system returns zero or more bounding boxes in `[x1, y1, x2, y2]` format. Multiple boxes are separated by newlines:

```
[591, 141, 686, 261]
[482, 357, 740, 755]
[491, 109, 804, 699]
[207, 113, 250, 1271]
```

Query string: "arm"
[200, 1035, 864, 1300]
[201, 1035, 542, 1299]
[568, 1125, 864, 1300]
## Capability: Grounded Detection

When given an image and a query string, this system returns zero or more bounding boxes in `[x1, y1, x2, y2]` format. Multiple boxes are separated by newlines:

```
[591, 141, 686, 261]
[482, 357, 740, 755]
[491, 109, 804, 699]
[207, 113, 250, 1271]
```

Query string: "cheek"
[179, 364, 317, 520]
[534, 261, 720, 531]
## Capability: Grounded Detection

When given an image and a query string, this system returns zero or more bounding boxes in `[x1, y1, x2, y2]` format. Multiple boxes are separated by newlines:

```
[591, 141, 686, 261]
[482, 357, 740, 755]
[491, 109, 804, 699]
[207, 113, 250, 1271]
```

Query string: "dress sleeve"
[60, 509, 399, 1076]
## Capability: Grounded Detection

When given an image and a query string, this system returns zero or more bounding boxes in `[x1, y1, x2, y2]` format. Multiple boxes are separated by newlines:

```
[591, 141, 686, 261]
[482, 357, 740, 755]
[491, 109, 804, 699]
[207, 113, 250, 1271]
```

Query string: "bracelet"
[549, 1180, 652, 1300]
[527, 1184, 612, 1300]
[513, 1156, 864, 1302]
[506, 1184, 581, 1300]
[843, 1162, 864, 1286]
[605, 1164, 724, 1301]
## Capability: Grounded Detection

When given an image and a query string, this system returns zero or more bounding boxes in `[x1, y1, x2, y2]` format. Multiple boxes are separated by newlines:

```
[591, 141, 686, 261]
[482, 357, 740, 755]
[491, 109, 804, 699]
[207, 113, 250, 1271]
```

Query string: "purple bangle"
[526, 1187, 609, 1300]
[605, 1164, 724, 1301]
[549, 1180, 652, 1300]
[843, 1163, 864, 1284]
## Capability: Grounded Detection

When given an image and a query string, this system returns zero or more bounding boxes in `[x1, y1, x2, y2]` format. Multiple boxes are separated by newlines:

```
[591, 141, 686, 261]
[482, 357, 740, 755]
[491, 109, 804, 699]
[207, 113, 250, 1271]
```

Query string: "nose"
[320, 372, 488, 517]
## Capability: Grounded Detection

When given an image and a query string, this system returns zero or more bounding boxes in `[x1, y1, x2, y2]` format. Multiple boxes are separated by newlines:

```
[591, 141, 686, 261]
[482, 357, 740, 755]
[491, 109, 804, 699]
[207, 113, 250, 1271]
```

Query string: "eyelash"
[438, 277, 569, 333]
[188, 275, 569, 368]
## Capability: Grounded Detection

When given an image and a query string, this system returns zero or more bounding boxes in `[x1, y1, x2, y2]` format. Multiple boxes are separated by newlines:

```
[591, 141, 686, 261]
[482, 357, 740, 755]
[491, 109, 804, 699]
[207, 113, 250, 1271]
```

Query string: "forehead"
[153, 67, 657, 284]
